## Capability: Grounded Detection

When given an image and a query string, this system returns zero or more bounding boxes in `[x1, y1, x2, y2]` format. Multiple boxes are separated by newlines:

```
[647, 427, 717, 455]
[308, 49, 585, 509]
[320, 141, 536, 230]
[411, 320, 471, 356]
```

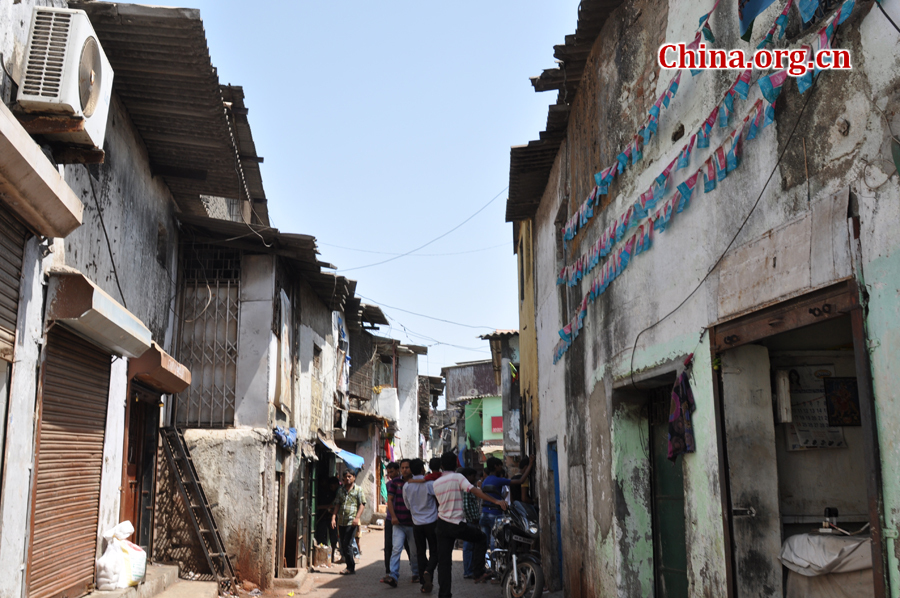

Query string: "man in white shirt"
[403, 458, 439, 593]
[432, 452, 507, 597]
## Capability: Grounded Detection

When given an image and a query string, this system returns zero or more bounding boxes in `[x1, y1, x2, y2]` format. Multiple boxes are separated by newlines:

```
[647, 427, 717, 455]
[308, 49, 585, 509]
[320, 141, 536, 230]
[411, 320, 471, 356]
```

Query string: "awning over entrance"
[46, 270, 152, 358]
[317, 432, 365, 472]
[128, 342, 191, 394]
[0, 101, 82, 238]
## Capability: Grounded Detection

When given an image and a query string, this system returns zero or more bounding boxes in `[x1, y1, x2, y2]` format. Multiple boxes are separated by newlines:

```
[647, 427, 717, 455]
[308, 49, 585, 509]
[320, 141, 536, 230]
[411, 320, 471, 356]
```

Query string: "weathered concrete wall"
[184, 429, 277, 590]
[235, 254, 275, 429]
[60, 95, 179, 345]
[95, 357, 128, 560]
[527, 0, 900, 594]
[295, 280, 337, 439]
[397, 353, 419, 459]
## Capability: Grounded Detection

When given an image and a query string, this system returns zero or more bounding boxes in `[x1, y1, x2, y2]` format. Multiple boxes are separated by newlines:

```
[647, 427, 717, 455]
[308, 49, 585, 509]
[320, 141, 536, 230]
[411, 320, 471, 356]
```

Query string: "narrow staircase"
[160, 427, 235, 594]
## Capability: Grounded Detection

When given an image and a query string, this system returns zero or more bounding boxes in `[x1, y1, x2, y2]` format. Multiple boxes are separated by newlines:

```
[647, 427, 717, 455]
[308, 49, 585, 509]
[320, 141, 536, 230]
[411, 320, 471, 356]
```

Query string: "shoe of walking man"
[403, 458, 439, 593]
[331, 469, 365, 575]
[383, 459, 419, 587]
[433, 452, 507, 598]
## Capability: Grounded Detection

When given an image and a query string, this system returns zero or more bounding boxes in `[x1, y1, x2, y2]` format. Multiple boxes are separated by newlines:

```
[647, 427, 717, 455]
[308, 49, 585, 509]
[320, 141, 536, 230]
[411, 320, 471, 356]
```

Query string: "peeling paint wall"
[526, 0, 900, 594]
[184, 429, 277, 590]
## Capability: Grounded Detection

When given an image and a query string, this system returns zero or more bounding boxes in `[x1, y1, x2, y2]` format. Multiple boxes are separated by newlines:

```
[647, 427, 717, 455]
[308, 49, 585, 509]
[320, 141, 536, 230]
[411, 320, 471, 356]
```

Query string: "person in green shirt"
[331, 469, 366, 574]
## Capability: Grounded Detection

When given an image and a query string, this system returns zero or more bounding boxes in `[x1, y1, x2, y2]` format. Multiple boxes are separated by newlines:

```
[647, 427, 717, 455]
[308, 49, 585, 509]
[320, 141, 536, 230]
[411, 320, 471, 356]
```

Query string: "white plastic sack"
[96, 521, 145, 590]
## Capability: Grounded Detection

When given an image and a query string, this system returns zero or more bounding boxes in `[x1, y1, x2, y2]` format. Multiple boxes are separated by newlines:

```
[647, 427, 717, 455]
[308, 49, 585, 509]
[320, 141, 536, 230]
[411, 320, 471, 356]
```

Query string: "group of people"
[319, 451, 533, 598]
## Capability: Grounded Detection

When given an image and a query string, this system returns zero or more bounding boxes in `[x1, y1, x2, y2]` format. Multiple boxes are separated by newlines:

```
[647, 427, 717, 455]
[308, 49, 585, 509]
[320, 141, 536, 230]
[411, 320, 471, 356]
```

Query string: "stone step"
[153, 580, 218, 598]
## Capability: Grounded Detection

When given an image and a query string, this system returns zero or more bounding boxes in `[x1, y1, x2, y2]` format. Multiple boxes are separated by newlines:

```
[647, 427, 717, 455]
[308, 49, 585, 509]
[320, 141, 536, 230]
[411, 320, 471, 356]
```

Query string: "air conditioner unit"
[16, 7, 113, 150]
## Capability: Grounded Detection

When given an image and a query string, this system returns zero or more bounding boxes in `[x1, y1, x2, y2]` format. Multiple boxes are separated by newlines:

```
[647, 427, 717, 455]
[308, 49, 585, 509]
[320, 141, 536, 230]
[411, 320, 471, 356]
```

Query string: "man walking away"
[331, 469, 365, 575]
[404, 458, 438, 593]
[458, 468, 481, 579]
[480, 456, 533, 579]
[433, 452, 507, 598]
[384, 459, 419, 587]
[383, 461, 400, 575]
[425, 457, 442, 481]
[315, 476, 341, 563]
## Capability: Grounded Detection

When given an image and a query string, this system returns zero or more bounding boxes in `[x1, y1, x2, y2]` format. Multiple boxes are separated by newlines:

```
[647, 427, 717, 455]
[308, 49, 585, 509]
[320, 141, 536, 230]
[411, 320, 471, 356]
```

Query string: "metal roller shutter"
[29, 328, 111, 598]
[0, 202, 27, 362]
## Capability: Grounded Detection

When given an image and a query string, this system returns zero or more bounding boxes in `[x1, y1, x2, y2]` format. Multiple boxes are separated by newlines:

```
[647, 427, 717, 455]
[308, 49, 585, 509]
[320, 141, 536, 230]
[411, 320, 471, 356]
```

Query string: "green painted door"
[650, 393, 689, 598]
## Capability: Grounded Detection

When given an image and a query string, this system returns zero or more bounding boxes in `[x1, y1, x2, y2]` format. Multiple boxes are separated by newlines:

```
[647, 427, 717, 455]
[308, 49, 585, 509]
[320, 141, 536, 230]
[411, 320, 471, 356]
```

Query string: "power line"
[356, 293, 496, 330]
[318, 241, 510, 257]
[336, 186, 508, 272]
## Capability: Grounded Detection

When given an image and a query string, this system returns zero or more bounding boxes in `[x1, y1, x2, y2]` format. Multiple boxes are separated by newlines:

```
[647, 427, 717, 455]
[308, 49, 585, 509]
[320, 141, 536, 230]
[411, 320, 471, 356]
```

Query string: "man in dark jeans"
[331, 469, 365, 575]
[403, 458, 438, 592]
[432, 452, 507, 597]
[383, 461, 400, 575]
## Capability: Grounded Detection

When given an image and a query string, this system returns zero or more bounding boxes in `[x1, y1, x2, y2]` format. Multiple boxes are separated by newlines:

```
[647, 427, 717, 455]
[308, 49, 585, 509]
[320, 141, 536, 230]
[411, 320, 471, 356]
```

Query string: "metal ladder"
[160, 427, 235, 592]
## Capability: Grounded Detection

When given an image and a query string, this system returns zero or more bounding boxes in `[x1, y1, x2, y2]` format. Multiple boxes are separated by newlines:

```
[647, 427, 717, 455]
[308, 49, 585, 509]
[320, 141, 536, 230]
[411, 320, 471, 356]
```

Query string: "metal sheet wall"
[0, 202, 27, 362]
[29, 328, 111, 598]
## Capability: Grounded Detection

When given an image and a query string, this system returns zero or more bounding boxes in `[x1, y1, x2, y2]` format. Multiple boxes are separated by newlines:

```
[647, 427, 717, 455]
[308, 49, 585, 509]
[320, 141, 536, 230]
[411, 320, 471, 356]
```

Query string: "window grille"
[176, 244, 241, 428]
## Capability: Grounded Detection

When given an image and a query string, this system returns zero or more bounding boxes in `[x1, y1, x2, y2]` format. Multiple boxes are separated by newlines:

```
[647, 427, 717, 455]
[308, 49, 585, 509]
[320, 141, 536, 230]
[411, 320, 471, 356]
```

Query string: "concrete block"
[88, 563, 178, 598]
[273, 568, 308, 589]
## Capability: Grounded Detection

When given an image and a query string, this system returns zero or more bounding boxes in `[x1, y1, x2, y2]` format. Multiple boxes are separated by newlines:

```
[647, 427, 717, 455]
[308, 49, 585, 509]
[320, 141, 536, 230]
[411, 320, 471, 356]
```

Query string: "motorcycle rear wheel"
[503, 559, 545, 598]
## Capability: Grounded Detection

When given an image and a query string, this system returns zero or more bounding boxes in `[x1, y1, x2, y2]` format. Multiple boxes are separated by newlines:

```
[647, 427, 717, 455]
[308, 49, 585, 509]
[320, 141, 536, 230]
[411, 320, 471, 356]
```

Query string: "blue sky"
[134, 1, 580, 376]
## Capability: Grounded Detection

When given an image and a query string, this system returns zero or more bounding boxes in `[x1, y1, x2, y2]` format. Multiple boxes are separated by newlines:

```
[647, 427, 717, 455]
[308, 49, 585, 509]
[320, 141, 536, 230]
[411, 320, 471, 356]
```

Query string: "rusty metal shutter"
[0, 202, 27, 362]
[29, 327, 110, 598]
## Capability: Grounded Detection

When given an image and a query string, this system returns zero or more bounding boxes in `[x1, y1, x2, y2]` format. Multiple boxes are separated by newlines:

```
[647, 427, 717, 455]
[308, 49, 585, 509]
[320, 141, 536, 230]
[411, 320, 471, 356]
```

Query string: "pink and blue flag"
[676, 170, 701, 212]
[653, 159, 677, 202]
[797, 48, 814, 93]
[746, 100, 764, 141]
[662, 72, 681, 109]
[697, 106, 719, 149]
[759, 70, 788, 103]
[733, 69, 752, 100]
[715, 146, 728, 181]
[677, 134, 697, 171]
[799, 0, 819, 24]
[703, 157, 717, 193]
[764, 100, 776, 128]
[726, 127, 743, 173]
[719, 90, 735, 128]
[632, 133, 644, 165]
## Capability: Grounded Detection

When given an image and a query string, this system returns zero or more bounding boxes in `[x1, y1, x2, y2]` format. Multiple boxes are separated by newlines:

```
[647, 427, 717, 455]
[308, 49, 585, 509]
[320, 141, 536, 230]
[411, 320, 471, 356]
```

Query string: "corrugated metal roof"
[506, 0, 626, 223]
[177, 213, 354, 310]
[479, 330, 518, 340]
[72, 2, 259, 220]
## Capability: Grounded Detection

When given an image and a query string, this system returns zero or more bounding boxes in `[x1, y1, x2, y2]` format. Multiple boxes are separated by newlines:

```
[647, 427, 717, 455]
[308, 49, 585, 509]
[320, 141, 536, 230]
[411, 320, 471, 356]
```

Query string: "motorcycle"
[489, 496, 545, 598]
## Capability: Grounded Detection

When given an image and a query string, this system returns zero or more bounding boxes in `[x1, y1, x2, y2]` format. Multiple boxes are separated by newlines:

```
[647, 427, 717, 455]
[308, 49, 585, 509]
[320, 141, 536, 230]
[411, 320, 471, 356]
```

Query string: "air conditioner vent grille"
[22, 11, 72, 98]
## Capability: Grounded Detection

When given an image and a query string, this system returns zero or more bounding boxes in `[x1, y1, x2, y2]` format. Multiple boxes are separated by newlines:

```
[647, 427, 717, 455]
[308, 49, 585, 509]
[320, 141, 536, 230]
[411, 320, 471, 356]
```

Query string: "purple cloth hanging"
[667, 370, 696, 462]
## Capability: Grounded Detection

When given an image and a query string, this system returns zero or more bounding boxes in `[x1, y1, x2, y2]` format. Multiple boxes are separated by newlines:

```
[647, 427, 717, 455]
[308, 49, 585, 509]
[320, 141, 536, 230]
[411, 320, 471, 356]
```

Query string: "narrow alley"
[1, 1, 899, 598]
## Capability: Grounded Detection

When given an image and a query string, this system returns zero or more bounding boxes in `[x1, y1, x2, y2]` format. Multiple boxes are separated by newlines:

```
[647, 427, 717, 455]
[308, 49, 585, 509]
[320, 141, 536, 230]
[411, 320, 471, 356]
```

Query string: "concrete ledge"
[88, 563, 179, 598]
[272, 567, 308, 589]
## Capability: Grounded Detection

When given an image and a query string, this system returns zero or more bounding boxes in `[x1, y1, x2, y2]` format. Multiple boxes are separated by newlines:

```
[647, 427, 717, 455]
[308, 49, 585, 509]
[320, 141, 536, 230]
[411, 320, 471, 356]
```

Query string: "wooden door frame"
[711, 280, 886, 598]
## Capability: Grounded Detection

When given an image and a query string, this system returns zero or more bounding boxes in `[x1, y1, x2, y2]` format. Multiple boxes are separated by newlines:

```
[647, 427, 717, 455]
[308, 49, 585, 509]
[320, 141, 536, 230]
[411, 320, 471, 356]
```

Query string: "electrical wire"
[628, 65, 826, 388]
[877, 0, 900, 34]
[85, 166, 128, 310]
[317, 241, 510, 257]
[336, 186, 508, 272]
[355, 293, 496, 330]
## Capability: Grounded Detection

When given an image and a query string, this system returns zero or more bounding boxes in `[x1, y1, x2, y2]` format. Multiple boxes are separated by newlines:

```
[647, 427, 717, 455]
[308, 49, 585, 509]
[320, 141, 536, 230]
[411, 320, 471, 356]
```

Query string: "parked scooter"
[489, 494, 544, 598]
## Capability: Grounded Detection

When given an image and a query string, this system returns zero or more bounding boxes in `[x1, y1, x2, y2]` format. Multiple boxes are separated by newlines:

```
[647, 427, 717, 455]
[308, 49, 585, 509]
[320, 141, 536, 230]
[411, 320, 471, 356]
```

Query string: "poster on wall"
[824, 377, 861, 426]
[786, 365, 847, 450]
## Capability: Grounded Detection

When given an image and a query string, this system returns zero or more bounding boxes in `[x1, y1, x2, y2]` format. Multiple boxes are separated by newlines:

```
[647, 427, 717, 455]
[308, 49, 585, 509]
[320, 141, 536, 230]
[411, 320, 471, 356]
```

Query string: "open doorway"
[716, 284, 882, 597]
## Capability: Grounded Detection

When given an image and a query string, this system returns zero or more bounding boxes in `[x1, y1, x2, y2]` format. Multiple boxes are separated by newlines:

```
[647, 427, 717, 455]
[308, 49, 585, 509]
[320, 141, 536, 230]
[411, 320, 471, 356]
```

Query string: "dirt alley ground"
[251, 525, 515, 598]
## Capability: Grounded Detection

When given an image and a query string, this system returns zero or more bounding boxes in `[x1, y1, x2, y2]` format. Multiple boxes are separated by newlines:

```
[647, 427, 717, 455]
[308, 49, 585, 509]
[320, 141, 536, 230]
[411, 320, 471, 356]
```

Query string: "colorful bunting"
[759, 70, 788, 103]
[677, 135, 697, 171]
[799, 0, 819, 24]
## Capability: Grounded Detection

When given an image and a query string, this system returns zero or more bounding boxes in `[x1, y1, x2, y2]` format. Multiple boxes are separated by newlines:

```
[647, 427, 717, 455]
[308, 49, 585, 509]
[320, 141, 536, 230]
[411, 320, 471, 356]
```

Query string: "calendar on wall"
[786, 365, 847, 451]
